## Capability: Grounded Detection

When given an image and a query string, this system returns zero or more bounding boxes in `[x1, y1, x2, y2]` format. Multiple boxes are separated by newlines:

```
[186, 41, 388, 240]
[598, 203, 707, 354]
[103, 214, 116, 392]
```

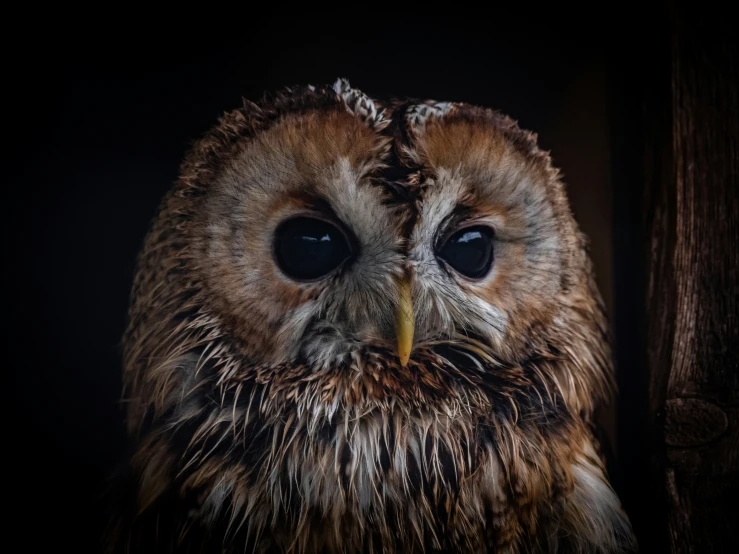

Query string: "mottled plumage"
[105, 79, 637, 553]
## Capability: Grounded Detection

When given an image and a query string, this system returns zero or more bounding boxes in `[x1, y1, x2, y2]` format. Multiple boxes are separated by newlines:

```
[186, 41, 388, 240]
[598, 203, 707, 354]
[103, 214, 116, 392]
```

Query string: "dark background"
[8, 10, 659, 552]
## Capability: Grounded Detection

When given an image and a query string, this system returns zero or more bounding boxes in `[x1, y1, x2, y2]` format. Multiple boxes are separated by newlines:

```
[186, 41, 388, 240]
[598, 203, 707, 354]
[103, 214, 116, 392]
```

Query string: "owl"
[105, 79, 637, 553]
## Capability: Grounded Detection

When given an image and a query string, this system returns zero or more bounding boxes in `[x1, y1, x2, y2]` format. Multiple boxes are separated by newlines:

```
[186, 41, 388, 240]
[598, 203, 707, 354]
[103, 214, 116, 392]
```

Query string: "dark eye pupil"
[274, 217, 352, 280]
[438, 225, 495, 279]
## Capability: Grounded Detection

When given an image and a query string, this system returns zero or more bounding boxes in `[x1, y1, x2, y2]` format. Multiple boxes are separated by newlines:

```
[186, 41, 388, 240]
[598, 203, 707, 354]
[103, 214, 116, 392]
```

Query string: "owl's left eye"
[437, 225, 495, 280]
[274, 217, 353, 281]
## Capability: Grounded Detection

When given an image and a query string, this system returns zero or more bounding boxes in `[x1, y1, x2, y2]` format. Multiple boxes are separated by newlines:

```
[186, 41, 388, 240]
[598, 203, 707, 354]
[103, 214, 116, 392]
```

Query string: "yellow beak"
[396, 276, 414, 367]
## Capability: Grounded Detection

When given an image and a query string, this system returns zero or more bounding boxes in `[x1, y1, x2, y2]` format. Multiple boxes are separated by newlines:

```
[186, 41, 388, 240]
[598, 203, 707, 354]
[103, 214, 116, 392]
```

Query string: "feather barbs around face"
[115, 79, 632, 554]
[128, 77, 612, 406]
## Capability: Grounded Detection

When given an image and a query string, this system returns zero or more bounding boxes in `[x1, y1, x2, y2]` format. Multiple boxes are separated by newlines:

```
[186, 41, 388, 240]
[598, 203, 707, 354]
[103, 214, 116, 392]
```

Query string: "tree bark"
[643, 2, 738, 552]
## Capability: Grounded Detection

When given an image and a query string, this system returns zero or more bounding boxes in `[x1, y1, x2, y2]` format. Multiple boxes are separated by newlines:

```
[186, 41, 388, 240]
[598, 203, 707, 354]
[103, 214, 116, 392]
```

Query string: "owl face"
[192, 80, 578, 383]
[117, 79, 632, 554]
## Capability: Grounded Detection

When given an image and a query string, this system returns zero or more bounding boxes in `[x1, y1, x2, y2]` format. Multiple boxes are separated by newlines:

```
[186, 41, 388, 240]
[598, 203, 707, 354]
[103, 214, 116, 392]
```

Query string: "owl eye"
[274, 217, 353, 281]
[437, 225, 495, 280]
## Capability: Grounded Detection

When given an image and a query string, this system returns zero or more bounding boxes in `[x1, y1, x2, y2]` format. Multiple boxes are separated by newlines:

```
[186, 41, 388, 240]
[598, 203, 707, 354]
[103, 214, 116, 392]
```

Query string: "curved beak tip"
[398, 341, 412, 367]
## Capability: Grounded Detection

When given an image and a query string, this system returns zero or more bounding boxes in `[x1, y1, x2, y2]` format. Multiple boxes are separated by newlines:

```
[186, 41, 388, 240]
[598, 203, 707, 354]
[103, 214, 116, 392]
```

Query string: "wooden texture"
[644, 2, 738, 552]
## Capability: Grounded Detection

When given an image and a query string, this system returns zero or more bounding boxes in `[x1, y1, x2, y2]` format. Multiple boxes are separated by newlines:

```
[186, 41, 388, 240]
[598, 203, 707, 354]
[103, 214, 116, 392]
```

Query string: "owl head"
[126, 78, 609, 412]
[118, 79, 628, 553]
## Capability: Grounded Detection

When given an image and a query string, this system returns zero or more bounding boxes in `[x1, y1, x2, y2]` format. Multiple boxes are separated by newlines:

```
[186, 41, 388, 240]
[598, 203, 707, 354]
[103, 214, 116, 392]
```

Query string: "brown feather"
[105, 80, 636, 553]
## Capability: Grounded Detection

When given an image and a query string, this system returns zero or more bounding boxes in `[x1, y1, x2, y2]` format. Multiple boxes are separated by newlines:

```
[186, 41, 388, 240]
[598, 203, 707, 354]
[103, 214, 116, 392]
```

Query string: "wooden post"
[614, 2, 738, 552]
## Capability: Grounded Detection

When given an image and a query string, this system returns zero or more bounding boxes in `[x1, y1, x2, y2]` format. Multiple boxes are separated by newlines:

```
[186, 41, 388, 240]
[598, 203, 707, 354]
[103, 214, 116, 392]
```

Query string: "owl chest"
[181, 416, 573, 553]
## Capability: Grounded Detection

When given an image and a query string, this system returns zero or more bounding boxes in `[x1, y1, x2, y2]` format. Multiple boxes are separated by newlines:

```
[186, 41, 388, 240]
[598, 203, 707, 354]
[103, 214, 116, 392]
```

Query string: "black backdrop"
[8, 10, 654, 552]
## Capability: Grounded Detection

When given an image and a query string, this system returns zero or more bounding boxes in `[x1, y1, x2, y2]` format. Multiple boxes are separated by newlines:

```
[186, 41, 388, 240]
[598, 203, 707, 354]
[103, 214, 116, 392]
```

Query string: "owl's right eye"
[274, 217, 353, 281]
